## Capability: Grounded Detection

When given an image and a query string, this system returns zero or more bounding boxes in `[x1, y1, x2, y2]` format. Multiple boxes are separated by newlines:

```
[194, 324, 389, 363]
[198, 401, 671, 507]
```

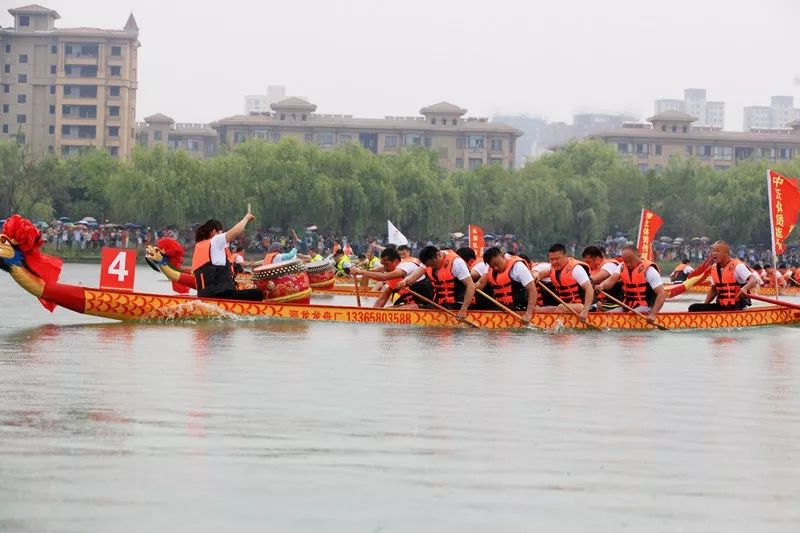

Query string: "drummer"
[261, 242, 315, 265]
[191, 210, 263, 301]
[350, 247, 434, 308]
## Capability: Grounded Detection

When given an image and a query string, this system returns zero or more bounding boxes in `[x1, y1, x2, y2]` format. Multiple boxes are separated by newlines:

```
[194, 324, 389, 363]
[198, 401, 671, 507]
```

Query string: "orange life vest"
[263, 251, 279, 265]
[488, 256, 527, 308]
[191, 239, 235, 297]
[672, 264, 688, 273]
[427, 250, 465, 305]
[619, 260, 660, 308]
[711, 259, 746, 307]
[592, 258, 623, 305]
[550, 258, 590, 304]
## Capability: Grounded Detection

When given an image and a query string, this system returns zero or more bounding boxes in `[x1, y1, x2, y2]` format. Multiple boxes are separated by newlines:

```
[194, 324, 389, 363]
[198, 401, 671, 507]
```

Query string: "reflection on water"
[1, 265, 800, 531]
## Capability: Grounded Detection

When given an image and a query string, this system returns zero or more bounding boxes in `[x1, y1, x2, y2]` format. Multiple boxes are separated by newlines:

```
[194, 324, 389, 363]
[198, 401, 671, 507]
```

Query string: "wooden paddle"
[405, 288, 480, 329]
[475, 288, 535, 329]
[748, 292, 800, 311]
[353, 274, 362, 307]
[536, 280, 601, 331]
[598, 290, 669, 330]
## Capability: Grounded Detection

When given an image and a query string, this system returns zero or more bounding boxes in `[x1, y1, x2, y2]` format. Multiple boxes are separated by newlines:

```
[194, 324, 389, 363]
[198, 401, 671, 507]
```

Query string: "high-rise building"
[0, 5, 140, 158]
[743, 96, 800, 131]
[244, 85, 290, 114]
[654, 88, 725, 128]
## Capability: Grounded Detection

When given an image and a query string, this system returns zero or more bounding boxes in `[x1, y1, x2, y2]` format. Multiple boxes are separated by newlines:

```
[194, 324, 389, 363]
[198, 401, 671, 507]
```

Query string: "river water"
[1, 263, 799, 532]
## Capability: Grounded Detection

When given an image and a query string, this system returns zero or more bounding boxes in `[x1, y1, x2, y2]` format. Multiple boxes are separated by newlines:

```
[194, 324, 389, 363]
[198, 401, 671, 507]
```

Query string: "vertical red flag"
[468, 225, 485, 258]
[767, 169, 800, 256]
[636, 209, 663, 262]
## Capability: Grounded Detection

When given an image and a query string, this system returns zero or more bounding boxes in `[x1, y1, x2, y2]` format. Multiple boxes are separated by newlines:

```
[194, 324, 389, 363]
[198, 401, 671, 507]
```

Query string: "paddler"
[476, 247, 538, 323]
[350, 247, 434, 308]
[688, 241, 758, 312]
[532, 243, 593, 323]
[596, 245, 666, 324]
[763, 264, 787, 288]
[332, 249, 352, 276]
[581, 245, 622, 311]
[455, 246, 493, 310]
[232, 245, 246, 273]
[669, 258, 694, 282]
[397, 245, 476, 320]
[397, 244, 420, 265]
[359, 248, 382, 271]
[191, 210, 263, 301]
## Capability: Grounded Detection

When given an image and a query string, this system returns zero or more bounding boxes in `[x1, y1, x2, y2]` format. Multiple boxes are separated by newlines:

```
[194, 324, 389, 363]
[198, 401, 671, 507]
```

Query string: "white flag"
[387, 220, 408, 245]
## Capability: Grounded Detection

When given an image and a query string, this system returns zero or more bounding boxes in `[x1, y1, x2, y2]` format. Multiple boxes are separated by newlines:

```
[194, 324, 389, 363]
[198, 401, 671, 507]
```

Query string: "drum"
[252, 259, 311, 304]
[305, 259, 335, 289]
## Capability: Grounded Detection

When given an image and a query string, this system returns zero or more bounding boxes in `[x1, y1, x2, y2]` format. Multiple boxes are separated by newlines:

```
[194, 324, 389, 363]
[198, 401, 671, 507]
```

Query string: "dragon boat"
[2, 215, 799, 330]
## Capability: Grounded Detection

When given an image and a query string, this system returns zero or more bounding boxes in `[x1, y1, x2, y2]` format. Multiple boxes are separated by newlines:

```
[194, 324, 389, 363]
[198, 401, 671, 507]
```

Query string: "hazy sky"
[8, 0, 799, 130]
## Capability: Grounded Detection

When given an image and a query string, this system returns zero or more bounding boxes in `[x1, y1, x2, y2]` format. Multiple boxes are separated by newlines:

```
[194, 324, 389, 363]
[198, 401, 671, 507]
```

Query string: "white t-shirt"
[209, 233, 228, 266]
[509, 261, 534, 287]
[643, 266, 663, 289]
[450, 257, 471, 281]
[235, 254, 245, 265]
[710, 263, 755, 286]
[473, 261, 490, 277]
[683, 265, 695, 275]
[398, 261, 427, 281]
[533, 263, 552, 282]
[600, 262, 620, 276]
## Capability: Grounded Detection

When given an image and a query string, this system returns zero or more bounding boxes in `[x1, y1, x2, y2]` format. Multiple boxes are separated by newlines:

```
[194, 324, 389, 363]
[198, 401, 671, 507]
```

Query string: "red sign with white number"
[100, 247, 136, 291]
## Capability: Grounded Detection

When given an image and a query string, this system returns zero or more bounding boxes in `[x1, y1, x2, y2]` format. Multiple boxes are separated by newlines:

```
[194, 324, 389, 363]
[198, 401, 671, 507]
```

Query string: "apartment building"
[592, 110, 800, 173]
[135, 113, 217, 158]
[743, 96, 800, 131]
[0, 4, 139, 158]
[212, 99, 522, 171]
[654, 88, 725, 128]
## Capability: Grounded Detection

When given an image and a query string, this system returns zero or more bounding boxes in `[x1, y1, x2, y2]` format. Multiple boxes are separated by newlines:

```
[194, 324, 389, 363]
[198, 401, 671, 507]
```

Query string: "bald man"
[688, 241, 759, 312]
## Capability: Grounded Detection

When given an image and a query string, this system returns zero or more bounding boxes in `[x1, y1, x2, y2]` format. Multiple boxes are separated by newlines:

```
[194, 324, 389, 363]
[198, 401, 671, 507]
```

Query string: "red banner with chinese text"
[767, 169, 800, 256]
[468, 225, 485, 258]
[636, 209, 663, 262]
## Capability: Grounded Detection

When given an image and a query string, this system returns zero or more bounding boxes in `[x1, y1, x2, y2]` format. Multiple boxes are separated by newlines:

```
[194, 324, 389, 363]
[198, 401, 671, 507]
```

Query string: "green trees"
[1, 137, 797, 249]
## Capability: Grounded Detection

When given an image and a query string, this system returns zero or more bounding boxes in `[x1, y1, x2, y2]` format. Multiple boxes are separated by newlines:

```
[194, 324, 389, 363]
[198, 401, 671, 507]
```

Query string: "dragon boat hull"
[683, 283, 800, 297]
[38, 282, 800, 329]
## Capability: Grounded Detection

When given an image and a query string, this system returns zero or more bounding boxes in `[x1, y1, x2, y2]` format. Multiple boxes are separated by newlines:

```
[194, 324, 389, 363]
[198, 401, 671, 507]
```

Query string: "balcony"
[64, 66, 98, 79]
[61, 127, 97, 140]
[64, 55, 97, 66]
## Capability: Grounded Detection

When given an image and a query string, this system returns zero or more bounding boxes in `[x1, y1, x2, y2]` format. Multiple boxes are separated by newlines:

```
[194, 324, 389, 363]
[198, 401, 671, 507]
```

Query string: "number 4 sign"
[100, 247, 137, 291]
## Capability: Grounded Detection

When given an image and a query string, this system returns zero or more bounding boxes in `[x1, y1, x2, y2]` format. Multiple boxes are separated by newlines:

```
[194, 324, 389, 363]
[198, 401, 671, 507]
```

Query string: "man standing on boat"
[397, 245, 476, 320]
[596, 245, 666, 324]
[476, 247, 538, 323]
[191, 210, 263, 301]
[350, 247, 434, 308]
[533, 243, 594, 323]
[688, 241, 758, 312]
